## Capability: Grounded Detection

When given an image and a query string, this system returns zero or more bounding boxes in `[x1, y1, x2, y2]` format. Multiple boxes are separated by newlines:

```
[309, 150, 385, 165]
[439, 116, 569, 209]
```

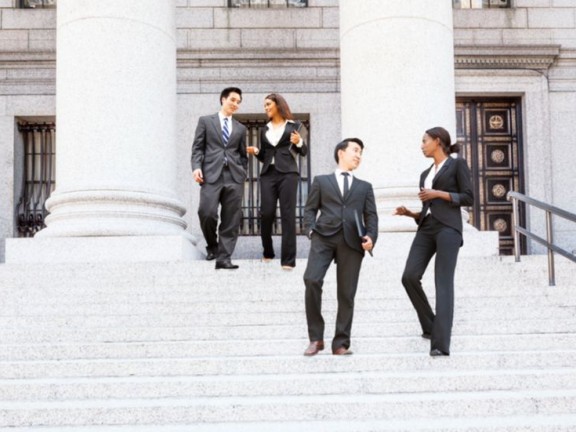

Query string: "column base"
[5, 235, 203, 264]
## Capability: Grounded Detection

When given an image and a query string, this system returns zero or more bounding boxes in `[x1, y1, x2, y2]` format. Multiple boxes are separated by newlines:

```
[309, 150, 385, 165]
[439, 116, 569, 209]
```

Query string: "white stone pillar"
[340, 0, 457, 231]
[6, 0, 200, 262]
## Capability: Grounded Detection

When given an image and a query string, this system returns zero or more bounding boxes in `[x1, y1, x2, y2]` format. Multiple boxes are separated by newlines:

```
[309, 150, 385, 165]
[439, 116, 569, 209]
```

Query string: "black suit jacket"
[256, 121, 308, 175]
[191, 114, 248, 184]
[304, 173, 378, 255]
[417, 157, 474, 234]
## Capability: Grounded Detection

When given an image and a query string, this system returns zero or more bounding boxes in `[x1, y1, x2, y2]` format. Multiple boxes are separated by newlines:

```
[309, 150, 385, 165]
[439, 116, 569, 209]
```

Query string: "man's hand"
[361, 235, 373, 252]
[193, 168, 204, 184]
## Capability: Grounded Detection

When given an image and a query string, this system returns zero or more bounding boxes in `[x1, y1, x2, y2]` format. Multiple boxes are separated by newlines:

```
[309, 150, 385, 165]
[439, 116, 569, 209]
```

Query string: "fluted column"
[6, 0, 201, 262]
[340, 0, 457, 231]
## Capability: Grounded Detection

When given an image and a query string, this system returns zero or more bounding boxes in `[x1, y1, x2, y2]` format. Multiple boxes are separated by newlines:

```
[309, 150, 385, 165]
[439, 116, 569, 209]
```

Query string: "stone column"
[6, 0, 200, 262]
[340, 0, 457, 231]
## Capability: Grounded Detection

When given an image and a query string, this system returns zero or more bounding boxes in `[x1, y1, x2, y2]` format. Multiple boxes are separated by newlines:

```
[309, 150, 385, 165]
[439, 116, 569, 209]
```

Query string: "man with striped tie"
[192, 87, 247, 269]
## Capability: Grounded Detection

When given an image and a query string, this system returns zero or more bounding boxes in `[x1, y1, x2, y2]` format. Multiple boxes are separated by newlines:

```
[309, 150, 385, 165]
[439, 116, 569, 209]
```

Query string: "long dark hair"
[425, 126, 460, 155]
[265, 93, 294, 120]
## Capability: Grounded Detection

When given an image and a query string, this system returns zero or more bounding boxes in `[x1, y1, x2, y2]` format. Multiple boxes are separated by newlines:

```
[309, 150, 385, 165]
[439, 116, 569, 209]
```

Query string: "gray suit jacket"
[304, 173, 378, 255]
[191, 114, 248, 184]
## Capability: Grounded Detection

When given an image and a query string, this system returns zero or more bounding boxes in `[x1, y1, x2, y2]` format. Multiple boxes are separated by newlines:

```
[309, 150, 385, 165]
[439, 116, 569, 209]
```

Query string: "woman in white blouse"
[247, 93, 307, 270]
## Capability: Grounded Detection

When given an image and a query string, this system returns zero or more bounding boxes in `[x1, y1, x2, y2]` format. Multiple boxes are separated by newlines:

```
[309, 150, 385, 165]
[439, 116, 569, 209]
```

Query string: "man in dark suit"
[191, 87, 247, 269]
[303, 138, 378, 356]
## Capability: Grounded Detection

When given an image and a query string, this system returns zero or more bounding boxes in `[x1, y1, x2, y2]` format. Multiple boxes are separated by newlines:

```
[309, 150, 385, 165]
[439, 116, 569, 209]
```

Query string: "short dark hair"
[220, 87, 242, 105]
[334, 138, 364, 163]
[425, 126, 460, 155]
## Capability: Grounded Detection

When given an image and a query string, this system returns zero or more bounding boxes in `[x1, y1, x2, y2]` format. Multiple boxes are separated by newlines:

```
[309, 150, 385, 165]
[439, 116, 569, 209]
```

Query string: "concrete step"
[2, 390, 576, 427]
[0, 254, 574, 429]
[2, 368, 576, 401]
[4, 416, 576, 432]
[2, 333, 575, 361]
[1, 317, 575, 344]
[2, 350, 576, 380]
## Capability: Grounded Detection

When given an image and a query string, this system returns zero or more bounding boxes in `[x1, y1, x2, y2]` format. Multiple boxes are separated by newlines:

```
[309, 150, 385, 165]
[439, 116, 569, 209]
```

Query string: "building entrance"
[456, 98, 526, 255]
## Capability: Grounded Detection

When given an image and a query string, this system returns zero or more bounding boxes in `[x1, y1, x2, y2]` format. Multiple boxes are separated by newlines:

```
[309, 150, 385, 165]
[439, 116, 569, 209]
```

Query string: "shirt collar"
[335, 168, 354, 178]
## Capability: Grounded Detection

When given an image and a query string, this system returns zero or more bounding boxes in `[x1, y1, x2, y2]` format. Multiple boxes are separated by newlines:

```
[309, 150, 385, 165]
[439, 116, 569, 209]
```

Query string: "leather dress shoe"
[333, 347, 353, 356]
[205, 252, 216, 261]
[430, 349, 449, 357]
[304, 341, 324, 356]
[421, 332, 431, 340]
[215, 262, 239, 270]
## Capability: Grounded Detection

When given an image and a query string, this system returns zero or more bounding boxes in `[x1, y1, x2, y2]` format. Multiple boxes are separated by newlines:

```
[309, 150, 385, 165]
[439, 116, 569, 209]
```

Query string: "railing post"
[546, 210, 556, 286]
[511, 195, 521, 262]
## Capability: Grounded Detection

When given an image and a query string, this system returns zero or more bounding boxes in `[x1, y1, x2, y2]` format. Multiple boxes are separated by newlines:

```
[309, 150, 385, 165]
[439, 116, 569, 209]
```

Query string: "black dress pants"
[260, 166, 298, 267]
[304, 230, 364, 352]
[401, 215, 462, 354]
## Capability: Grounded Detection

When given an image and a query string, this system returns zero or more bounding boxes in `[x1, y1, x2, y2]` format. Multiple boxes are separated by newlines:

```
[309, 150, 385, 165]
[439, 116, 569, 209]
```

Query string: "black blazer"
[191, 114, 248, 184]
[417, 157, 474, 235]
[256, 121, 308, 175]
[304, 173, 378, 255]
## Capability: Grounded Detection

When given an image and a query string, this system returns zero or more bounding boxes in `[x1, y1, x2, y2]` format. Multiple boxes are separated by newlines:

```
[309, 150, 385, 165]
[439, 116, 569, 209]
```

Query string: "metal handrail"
[507, 191, 576, 286]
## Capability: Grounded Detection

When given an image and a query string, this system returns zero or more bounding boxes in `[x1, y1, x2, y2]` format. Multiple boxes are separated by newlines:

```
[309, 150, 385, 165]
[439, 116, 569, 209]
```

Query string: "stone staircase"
[1, 254, 576, 431]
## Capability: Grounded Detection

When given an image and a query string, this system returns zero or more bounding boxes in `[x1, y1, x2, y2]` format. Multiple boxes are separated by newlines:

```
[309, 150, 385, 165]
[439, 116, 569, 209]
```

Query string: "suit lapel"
[432, 157, 453, 187]
[210, 115, 225, 147]
[327, 174, 343, 201]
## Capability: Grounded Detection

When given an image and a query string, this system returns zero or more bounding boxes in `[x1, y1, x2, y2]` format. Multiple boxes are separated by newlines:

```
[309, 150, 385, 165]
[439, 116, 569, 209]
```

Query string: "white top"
[424, 157, 448, 216]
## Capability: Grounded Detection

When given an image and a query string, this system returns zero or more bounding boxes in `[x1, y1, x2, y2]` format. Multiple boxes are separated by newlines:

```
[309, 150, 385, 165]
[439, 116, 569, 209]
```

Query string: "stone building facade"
[0, 0, 574, 262]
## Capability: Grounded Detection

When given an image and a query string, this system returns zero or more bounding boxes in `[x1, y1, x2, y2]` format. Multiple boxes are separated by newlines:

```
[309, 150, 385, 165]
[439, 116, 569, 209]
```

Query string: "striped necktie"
[222, 117, 230, 145]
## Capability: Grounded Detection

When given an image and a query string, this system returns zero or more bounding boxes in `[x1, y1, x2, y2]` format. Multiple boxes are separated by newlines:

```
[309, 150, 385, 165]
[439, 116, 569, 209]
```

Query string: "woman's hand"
[419, 188, 451, 202]
[246, 146, 259, 155]
[290, 131, 301, 145]
[394, 206, 417, 219]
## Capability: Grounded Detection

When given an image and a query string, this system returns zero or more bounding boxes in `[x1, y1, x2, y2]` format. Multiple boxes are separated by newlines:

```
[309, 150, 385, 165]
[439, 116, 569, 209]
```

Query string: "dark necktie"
[342, 172, 349, 196]
[222, 117, 230, 145]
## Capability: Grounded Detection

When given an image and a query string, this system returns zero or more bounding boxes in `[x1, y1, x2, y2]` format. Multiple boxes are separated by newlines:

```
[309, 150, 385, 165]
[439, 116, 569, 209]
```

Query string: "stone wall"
[1, 1, 574, 258]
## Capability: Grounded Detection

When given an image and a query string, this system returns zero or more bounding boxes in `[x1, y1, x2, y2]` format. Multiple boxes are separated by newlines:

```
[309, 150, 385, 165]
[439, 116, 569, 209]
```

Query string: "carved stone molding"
[455, 45, 561, 71]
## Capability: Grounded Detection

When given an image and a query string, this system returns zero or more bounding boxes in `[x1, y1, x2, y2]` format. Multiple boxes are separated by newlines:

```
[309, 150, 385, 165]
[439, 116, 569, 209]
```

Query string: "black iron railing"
[16, 122, 56, 237]
[229, 0, 307, 8]
[237, 117, 311, 236]
[19, 0, 56, 8]
[453, 0, 510, 8]
[508, 191, 576, 286]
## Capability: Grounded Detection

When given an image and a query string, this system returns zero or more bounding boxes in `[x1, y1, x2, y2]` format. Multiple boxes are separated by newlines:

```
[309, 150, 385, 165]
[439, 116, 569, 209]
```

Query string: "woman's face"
[421, 133, 440, 158]
[264, 98, 278, 119]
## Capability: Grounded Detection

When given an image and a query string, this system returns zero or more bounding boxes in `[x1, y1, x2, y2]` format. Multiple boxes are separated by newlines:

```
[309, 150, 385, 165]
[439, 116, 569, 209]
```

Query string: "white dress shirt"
[335, 169, 354, 196]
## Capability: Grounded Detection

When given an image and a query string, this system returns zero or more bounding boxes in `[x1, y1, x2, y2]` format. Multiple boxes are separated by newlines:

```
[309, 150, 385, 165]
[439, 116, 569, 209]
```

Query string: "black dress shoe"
[215, 262, 239, 270]
[333, 347, 353, 356]
[430, 349, 449, 357]
[205, 252, 216, 261]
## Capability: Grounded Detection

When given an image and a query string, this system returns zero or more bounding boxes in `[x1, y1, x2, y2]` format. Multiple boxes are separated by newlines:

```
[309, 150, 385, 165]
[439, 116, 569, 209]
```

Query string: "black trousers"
[260, 166, 299, 267]
[401, 215, 462, 354]
[304, 230, 364, 352]
[197, 167, 243, 263]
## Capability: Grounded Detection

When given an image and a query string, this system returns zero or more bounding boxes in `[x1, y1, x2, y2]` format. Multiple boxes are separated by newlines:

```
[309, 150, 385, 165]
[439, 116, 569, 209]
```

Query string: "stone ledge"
[5, 235, 202, 263]
[455, 44, 561, 70]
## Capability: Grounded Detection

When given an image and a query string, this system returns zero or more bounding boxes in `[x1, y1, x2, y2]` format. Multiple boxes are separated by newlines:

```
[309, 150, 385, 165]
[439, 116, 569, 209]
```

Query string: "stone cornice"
[454, 45, 561, 70]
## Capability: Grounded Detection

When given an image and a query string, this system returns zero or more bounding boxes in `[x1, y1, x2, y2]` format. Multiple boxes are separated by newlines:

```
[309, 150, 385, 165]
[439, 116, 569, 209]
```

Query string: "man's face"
[338, 141, 363, 171]
[221, 92, 242, 117]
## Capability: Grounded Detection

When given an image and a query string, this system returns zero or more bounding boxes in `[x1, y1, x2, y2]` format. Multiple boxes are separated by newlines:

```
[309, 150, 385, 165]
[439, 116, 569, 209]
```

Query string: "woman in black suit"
[394, 127, 474, 357]
[246, 93, 307, 270]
